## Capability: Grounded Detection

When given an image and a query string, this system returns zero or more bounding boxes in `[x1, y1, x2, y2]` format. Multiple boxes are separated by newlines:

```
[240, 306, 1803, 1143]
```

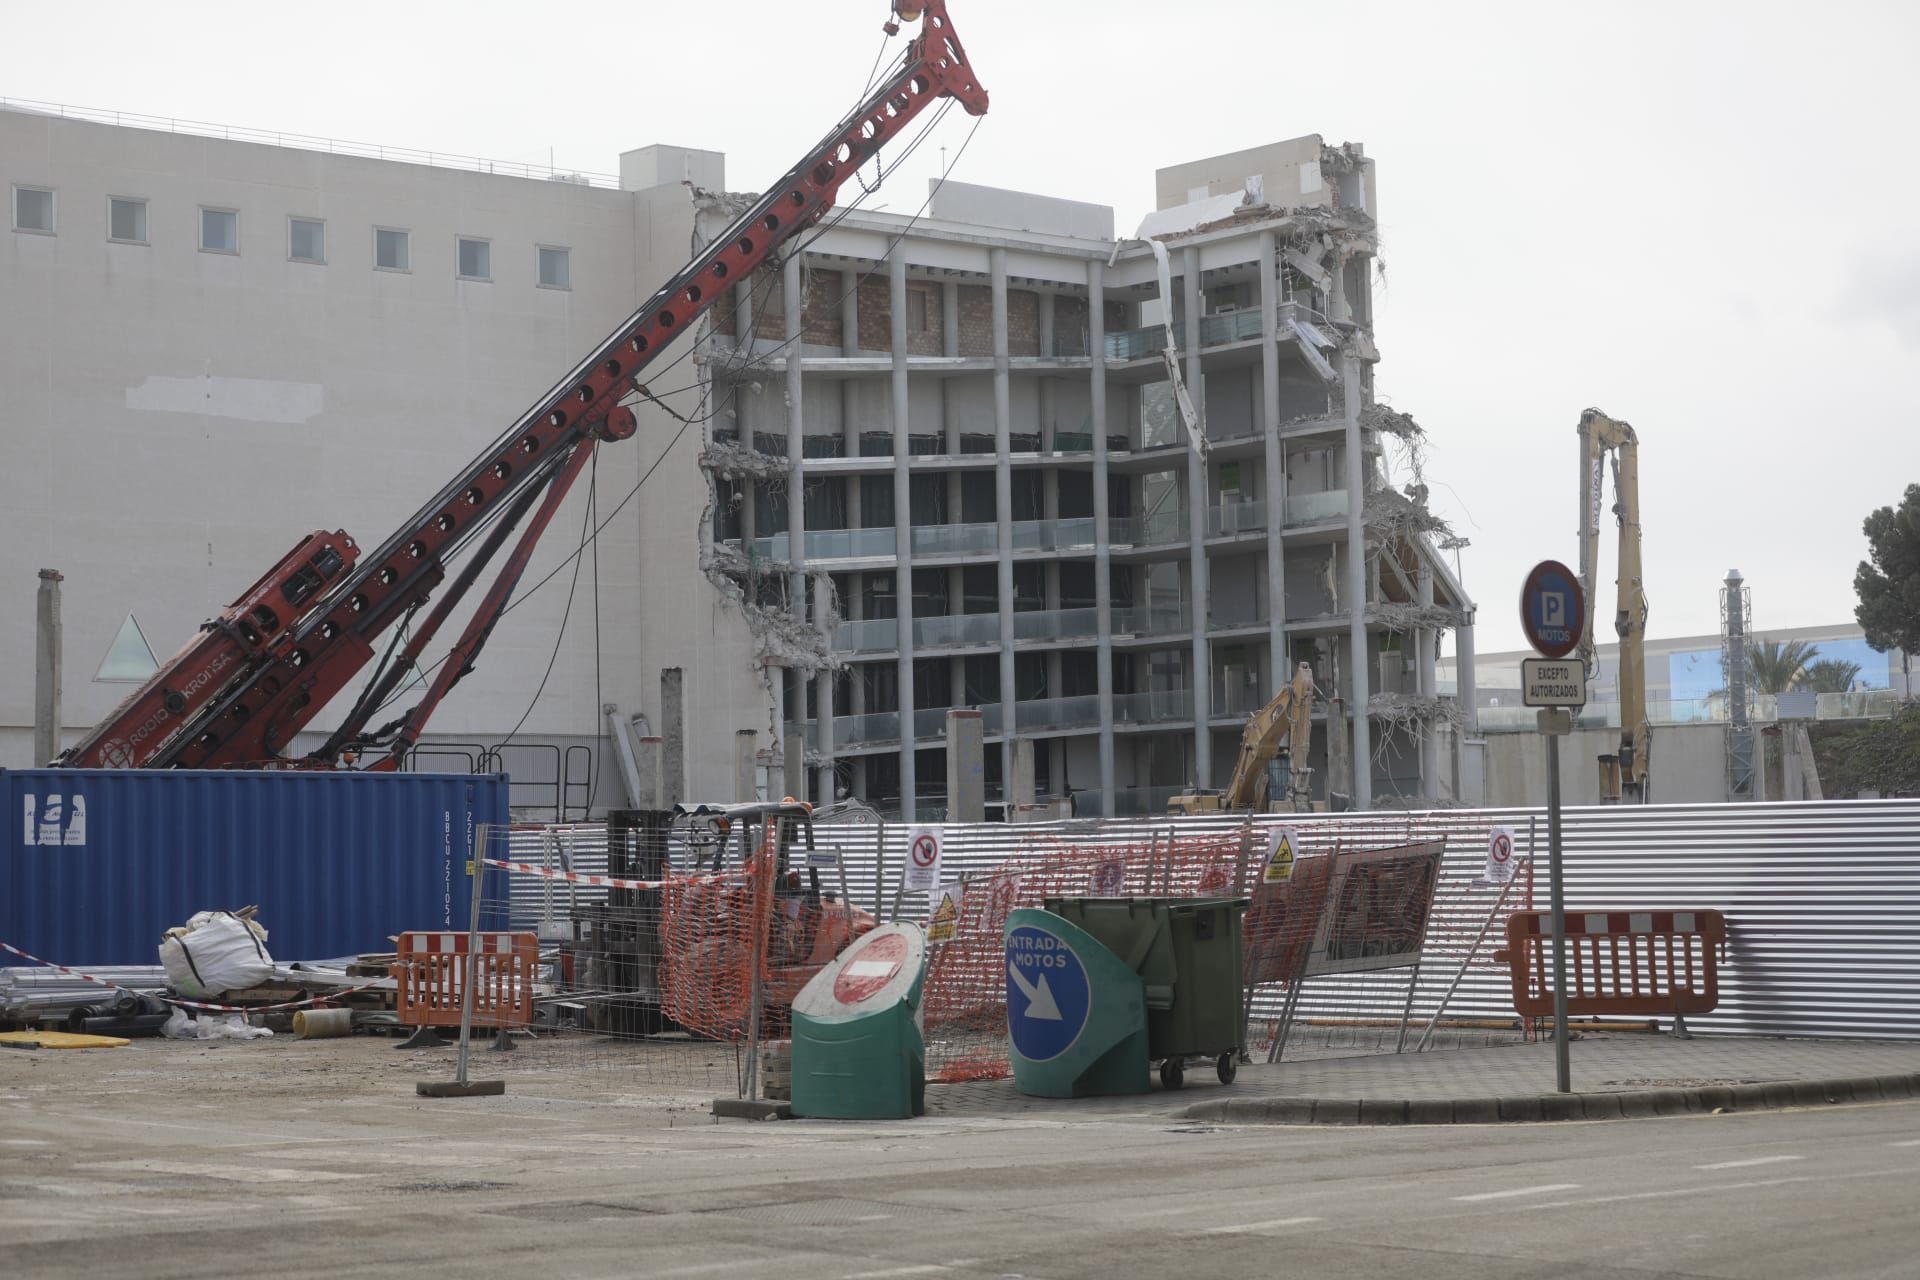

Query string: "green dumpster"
[790, 922, 927, 1119]
[1004, 907, 1151, 1098]
[1043, 896, 1248, 1089]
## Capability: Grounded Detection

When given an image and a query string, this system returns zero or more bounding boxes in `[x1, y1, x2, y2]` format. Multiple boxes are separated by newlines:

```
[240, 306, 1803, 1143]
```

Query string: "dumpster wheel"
[1159, 1058, 1185, 1090]
[1216, 1052, 1237, 1085]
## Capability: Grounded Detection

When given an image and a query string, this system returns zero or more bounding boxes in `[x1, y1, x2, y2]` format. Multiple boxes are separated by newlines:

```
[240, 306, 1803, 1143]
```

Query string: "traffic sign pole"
[1542, 708, 1572, 1093]
[1522, 558, 1583, 1096]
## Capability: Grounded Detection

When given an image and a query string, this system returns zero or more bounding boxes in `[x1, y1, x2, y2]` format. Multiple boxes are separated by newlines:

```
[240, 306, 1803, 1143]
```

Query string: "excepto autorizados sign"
[1521, 657, 1588, 708]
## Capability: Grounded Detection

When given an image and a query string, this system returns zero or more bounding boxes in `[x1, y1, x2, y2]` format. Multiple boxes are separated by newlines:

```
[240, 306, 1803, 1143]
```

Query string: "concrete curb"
[1178, 1071, 1920, 1126]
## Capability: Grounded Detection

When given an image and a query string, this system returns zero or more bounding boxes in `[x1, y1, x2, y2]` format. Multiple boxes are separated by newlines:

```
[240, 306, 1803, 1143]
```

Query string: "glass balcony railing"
[1103, 306, 1267, 361]
[1112, 688, 1194, 723]
[1206, 499, 1267, 538]
[1110, 510, 1188, 548]
[1012, 517, 1098, 553]
[913, 612, 1000, 648]
[1199, 307, 1265, 346]
[910, 521, 998, 557]
[1112, 601, 1191, 636]
[1008, 694, 1104, 733]
[1013, 607, 1101, 643]
[732, 493, 1348, 567]
[832, 617, 899, 653]
[1285, 489, 1348, 525]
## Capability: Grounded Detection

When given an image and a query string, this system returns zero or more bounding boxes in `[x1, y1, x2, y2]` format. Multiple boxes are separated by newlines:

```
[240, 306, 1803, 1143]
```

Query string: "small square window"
[200, 207, 238, 253]
[13, 186, 54, 233]
[538, 245, 570, 289]
[108, 197, 147, 244]
[375, 227, 410, 271]
[457, 237, 490, 281]
[289, 217, 325, 264]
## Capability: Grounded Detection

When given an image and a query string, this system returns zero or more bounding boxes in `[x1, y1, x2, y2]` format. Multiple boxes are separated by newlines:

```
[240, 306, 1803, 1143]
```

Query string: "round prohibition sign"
[909, 833, 940, 871]
[1490, 830, 1513, 865]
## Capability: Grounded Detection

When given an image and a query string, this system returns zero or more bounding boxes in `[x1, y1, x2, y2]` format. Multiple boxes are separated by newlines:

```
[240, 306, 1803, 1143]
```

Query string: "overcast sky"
[6, 1, 1916, 653]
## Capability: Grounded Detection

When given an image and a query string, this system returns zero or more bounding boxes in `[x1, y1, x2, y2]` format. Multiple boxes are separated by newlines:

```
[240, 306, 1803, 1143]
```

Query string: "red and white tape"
[483, 857, 743, 892]
[0, 940, 389, 1013]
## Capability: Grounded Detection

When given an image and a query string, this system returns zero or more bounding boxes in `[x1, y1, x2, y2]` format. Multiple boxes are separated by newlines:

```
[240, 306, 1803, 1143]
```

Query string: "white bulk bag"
[159, 911, 275, 998]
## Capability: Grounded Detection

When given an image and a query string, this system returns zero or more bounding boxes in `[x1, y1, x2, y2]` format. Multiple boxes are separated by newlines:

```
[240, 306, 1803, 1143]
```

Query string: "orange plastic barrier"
[1495, 910, 1727, 1022]
[391, 932, 537, 1031]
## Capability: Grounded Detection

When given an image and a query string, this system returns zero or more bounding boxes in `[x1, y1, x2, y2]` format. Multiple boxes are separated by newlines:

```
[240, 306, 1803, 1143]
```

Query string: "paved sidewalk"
[925, 1033, 1920, 1125]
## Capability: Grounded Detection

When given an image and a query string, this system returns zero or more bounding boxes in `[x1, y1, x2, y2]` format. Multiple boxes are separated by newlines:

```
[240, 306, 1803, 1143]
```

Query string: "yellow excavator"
[1577, 408, 1650, 803]
[1169, 661, 1319, 814]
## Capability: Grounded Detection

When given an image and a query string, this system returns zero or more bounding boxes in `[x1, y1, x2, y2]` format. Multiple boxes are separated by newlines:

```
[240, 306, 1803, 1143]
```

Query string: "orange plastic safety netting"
[658, 825, 876, 1042]
[918, 830, 1342, 1082]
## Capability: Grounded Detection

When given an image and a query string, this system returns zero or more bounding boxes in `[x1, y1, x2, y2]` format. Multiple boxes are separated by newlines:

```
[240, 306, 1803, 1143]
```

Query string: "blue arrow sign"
[1005, 924, 1092, 1062]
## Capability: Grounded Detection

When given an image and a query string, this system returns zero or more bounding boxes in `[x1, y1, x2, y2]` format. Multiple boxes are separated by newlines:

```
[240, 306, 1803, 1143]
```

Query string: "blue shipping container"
[3, 769, 509, 967]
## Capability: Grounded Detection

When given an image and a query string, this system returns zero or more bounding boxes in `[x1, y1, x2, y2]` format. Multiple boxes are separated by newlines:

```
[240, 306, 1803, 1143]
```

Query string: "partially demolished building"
[684, 134, 1478, 817]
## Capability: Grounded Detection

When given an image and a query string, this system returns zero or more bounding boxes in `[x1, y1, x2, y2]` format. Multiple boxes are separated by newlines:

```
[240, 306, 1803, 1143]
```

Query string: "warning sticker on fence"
[1263, 827, 1299, 884]
[1486, 825, 1517, 885]
[1088, 858, 1125, 896]
[927, 883, 962, 943]
[903, 826, 943, 892]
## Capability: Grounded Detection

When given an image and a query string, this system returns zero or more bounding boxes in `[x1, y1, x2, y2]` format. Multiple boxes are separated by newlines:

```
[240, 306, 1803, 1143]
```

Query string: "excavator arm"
[1576, 408, 1649, 802]
[1221, 661, 1316, 810]
[59, 3, 988, 771]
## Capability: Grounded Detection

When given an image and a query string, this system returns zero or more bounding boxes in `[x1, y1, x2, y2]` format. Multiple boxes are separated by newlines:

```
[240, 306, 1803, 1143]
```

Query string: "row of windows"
[11, 185, 572, 288]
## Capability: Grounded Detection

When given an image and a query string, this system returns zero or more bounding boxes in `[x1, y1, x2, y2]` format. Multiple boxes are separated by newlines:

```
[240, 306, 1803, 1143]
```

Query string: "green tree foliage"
[1812, 703, 1920, 798]
[1855, 484, 1920, 660]
[1802, 659, 1862, 693]
[1746, 637, 1820, 694]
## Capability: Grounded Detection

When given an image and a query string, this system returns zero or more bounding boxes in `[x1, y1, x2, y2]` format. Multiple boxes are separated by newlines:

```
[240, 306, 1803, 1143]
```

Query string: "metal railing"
[0, 97, 621, 189]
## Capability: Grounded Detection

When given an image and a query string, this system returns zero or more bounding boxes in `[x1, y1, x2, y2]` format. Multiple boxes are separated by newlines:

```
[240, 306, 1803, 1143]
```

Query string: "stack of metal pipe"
[0, 966, 168, 1024]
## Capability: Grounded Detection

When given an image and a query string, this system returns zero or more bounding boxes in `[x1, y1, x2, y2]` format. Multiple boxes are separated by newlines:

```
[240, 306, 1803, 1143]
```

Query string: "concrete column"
[1008, 737, 1035, 809]
[1417, 564, 1437, 803]
[946, 708, 985, 822]
[1341, 351, 1372, 809]
[733, 280, 753, 348]
[992, 248, 1017, 789]
[1089, 262, 1115, 816]
[636, 736, 663, 810]
[660, 667, 686, 808]
[1458, 612, 1479, 735]
[1259, 231, 1289, 693]
[841, 268, 860, 355]
[784, 730, 806, 802]
[841, 268, 859, 456]
[734, 729, 759, 803]
[890, 253, 917, 819]
[783, 254, 807, 615]
[34, 569, 62, 767]
[943, 281, 961, 358]
[1039, 290, 1055, 359]
[813, 572, 835, 802]
[1182, 247, 1213, 787]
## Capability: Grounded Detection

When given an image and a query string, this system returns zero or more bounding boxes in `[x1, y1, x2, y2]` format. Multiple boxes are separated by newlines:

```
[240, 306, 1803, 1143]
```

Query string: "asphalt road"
[5, 1052, 1919, 1280]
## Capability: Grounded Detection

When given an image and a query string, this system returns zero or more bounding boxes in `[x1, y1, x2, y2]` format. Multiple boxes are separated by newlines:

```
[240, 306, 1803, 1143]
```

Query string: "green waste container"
[1042, 896, 1248, 1089]
[1005, 907, 1152, 1097]
[789, 922, 927, 1119]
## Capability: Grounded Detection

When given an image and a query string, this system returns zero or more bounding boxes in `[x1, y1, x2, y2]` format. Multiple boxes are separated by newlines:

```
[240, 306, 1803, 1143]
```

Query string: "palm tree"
[1746, 637, 1821, 694]
[1802, 658, 1862, 693]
